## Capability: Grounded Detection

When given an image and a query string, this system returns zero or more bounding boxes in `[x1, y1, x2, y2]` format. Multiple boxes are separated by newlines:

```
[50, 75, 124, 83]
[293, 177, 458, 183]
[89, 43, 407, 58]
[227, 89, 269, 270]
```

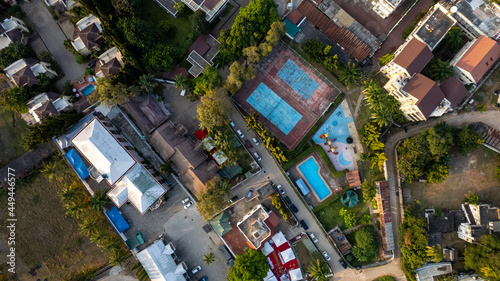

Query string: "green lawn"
[140, 0, 194, 52]
[0, 107, 28, 166]
[313, 189, 370, 231]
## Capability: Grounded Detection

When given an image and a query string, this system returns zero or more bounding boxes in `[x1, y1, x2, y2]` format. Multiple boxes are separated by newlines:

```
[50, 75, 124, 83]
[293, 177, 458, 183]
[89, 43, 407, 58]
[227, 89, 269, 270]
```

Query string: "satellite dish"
[450, 6, 458, 13]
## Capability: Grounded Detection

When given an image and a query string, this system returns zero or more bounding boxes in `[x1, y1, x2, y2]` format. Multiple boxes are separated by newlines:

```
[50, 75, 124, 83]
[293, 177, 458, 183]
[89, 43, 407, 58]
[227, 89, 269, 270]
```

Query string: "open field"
[0, 107, 28, 166]
[0, 167, 108, 280]
[404, 145, 500, 210]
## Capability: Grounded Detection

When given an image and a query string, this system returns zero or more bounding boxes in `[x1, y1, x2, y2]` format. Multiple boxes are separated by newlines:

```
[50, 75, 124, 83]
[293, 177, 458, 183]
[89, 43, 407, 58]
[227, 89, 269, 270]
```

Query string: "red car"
[244, 140, 252, 149]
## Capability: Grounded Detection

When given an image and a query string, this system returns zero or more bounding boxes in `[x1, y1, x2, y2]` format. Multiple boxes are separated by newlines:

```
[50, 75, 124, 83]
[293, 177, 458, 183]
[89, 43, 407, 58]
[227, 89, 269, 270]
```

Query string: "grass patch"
[0, 106, 29, 166]
[140, 0, 194, 52]
[293, 240, 323, 269]
[0, 169, 108, 279]
[313, 189, 370, 231]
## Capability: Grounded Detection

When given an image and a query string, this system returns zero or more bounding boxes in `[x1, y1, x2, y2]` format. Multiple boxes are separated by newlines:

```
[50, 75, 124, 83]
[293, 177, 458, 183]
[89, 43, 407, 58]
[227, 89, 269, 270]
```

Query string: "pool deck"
[73, 75, 96, 99]
[290, 152, 346, 207]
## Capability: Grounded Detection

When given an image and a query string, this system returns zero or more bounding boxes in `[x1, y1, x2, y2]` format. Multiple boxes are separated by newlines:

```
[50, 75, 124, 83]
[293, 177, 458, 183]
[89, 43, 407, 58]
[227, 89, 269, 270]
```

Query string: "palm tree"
[431, 59, 454, 82]
[89, 190, 110, 211]
[371, 107, 392, 127]
[59, 182, 82, 203]
[159, 161, 174, 175]
[446, 26, 464, 51]
[64, 200, 88, 219]
[79, 213, 104, 236]
[108, 249, 129, 266]
[219, 181, 231, 193]
[339, 62, 362, 87]
[41, 158, 65, 182]
[174, 74, 190, 90]
[203, 253, 215, 265]
[361, 180, 376, 201]
[307, 259, 329, 281]
[139, 74, 158, 93]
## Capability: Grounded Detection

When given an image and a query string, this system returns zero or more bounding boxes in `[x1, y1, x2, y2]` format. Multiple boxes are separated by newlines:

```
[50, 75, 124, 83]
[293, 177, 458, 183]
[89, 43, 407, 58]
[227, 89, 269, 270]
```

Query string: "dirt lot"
[403, 145, 500, 210]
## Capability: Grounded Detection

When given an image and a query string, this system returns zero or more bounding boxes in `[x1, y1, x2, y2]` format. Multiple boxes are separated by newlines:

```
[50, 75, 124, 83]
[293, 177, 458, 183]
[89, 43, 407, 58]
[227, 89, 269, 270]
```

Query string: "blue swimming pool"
[298, 157, 331, 200]
[81, 84, 95, 96]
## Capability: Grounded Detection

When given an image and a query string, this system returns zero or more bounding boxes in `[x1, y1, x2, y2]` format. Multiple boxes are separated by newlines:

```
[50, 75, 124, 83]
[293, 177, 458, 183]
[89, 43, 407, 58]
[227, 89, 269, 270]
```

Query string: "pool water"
[81, 84, 95, 96]
[298, 157, 331, 200]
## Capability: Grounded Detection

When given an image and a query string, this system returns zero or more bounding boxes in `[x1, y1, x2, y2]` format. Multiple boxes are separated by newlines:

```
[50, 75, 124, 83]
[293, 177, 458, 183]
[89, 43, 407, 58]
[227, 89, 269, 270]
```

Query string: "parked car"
[230, 121, 235, 127]
[184, 201, 193, 209]
[191, 265, 202, 275]
[339, 259, 348, 269]
[236, 130, 244, 138]
[284, 196, 292, 205]
[277, 185, 285, 195]
[199, 277, 208, 281]
[88, 60, 96, 68]
[300, 220, 309, 230]
[309, 233, 318, 243]
[247, 189, 254, 198]
[322, 251, 331, 261]
[252, 137, 260, 145]
[244, 140, 252, 149]
[182, 197, 190, 204]
[230, 196, 238, 203]
[253, 152, 262, 161]
[290, 204, 298, 213]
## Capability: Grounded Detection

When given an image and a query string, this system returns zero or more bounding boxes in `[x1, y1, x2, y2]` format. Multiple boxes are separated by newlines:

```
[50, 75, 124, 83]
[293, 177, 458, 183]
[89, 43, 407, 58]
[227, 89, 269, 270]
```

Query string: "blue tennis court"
[65, 148, 89, 180]
[277, 59, 319, 100]
[247, 83, 302, 135]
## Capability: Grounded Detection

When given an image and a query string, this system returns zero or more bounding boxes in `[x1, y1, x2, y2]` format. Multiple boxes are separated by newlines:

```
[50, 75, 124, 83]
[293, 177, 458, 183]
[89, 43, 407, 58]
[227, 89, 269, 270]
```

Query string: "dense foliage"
[351, 227, 378, 262]
[245, 113, 287, 163]
[190, 10, 209, 37]
[360, 122, 387, 172]
[19, 114, 82, 150]
[144, 43, 178, 71]
[399, 209, 428, 281]
[90, 78, 131, 106]
[192, 66, 223, 96]
[197, 177, 229, 220]
[464, 235, 500, 280]
[302, 39, 339, 73]
[363, 80, 405, 127]
[307, 259, 330, 281]
[217, 0, 279, 64]
[196, 88, 232, 132]
[228, 249, 269, 281]
[225, 61, 256, 94]
[0, 43, 35, 69]
[0, 87, 30, 113]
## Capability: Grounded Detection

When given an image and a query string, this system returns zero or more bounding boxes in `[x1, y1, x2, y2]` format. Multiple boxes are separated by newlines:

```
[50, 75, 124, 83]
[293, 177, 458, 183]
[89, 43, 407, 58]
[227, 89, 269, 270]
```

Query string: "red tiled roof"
[403, 74, 445, 119]
[188, 35, 210, 57]
[439, 77, 467, 108]
[393, 38, 433, 76]
[287, 10, 304, 25]
[297, 0, 372, 61]
[456, 35, 500, 83]
[346, 170, 361, 187]
[264, 211, 281, 230]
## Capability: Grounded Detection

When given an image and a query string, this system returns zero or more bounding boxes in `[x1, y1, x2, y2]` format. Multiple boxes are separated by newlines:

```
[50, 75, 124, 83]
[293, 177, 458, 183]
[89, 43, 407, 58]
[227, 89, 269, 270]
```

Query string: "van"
[247, 188, 253, 198]
[253, 152, 262, 161]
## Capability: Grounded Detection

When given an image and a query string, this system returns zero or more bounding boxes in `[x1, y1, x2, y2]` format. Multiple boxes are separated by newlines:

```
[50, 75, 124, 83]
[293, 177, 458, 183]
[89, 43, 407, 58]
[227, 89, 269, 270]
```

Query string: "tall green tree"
[445, 26, 464, 51]
[0, 42, 35, 69]
[0, 87, 30, 113]
[197, 178, 228, 220]
[144, 43, 178, 71]
[430, 59, 454, 82]
[89, 190, 110, 211]
[192, 66, 223, 96]
[138, 74, 158, 93]
[307, 259, 330, 281]
[190, 10, 209, 37]
[399, 209, 428, 281]
[203, 253, 215, 265]
[228, 249, 269, 281]
[454, 126, 483, 154]
[224, 61, 256, 93]
[196, 88, 232, 132]
[118, 17, 154, 50]
[361, 180, 376, 202]
[352, 227, 377, 262]
[339, 62, 362, 86]
[112, 0, 141, 16]
[379, 53, 394, 66]
[90, 78, 132, 106]
[426, 244, 444, 263]
[464, 235, 500, 281]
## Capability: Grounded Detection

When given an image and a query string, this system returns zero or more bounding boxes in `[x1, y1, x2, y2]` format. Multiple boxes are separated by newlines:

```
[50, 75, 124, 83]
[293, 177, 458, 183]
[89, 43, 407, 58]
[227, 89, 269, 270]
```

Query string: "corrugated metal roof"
[297, 0, 372, 61]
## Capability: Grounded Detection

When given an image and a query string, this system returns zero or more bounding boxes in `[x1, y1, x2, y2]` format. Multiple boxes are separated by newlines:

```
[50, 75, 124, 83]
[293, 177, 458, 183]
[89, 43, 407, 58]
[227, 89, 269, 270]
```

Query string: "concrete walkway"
[20, 0, 87, 91]
[384, 110, 500, 259]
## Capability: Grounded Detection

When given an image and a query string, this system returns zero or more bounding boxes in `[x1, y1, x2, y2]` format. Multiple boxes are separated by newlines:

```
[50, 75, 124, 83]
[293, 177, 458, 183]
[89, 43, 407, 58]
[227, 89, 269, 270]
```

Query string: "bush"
[76, 54, 87, 64]
[38, 51, 51, 62]
[8, 5, 22, 18]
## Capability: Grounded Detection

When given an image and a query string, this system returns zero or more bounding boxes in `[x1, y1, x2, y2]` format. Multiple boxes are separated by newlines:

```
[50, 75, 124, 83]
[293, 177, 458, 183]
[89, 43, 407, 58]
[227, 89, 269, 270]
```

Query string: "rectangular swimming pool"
[80, 84, 95, 96]
[297, 157, 331, 200]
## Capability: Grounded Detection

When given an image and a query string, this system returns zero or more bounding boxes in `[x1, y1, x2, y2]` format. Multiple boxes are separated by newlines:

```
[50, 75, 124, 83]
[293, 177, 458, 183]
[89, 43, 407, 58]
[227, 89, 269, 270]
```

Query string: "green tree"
[89, 190, 110, 211]
[265, 21, 286, 46]
[174, 74, 191, 90]
[64, 200, 89, 219]
[197, 178, 228, 220]
[112, 0, 141, 16]
[306, 259, 330, 281]
[465, 191, 479, 204]
[242, 46, 261, 63]
[224, 61, 256, 93]
[445, 26, 464, 51]
[174, 2, 188, 15]
[464, 235, 500, 281]
[228, 249, 269, 281]
[361, 180, 376, 202]
[430, 59, 454, 82]
[90, 78, 132, 106]
[426, 123, 453, 158]
[339, 62, 362, 87]
[190, 10, 209, 37]
[477, 104, 487, 112]
[302, 39, 331, 62]
[20, 113, 82, 150]
[37, 73, 52, 88]
[399, 209, 428, 281]
[108, 248, 129, 266]
[360, 123, 384, 151]
[41, 158, 66, 182]
[379, 53, 394, 66]
[217, 0, 279, 64]
[145, 43, 178, 71]
[0, 42, 34, 69]
[138, 74, 158, 93]
[0, 87, 30, 113]
[79, 213, 104, 236]
[322, 55, 339, 72]
[203, 253, 215, 265]
[118, 17, 154, 50]
[454, 126, 483, 154]
[374, 276, 396, 281]
[426, 244, 444, 263]
[193, 66, 223, 96]
[339, 207, 356, 228]
[196, 88, 232, 132]
[351, 227, 377, 262]
[159, 161, 174, 174]
[371, 107, 392, 128]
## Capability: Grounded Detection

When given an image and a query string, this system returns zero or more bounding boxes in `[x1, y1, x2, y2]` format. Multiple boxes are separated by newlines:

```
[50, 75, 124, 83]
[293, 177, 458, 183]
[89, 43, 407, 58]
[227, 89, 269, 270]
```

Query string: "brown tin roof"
[287, 10, 304, 25]
[403, 74, 445, 118]
[456, 35, 500, 83]
[393, 38, 433, 76]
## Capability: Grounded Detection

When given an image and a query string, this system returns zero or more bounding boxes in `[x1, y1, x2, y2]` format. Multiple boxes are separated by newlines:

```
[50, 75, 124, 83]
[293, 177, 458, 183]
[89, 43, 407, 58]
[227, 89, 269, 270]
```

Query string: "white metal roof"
[137, 240, 187, 281]
[279, 247, 295, 264]
[262, 242, 274, 256]
[72, 118, 136, 185]
[272, 231, 287, 247]
[289, 268, 304, 281]
[108, 164, 165, 213]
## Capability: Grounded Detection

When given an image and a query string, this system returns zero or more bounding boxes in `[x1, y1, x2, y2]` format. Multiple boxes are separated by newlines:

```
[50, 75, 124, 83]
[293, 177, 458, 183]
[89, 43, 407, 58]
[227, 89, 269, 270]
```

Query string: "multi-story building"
[372, 0, 404, 19]
[458, 203, 500, 242]
[0, 16, 29, 51]
[136, 238, 189, 281]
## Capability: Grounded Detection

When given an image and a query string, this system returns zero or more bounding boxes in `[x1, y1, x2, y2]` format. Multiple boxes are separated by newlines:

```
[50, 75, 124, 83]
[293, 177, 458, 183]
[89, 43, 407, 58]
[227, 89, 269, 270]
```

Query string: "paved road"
[20, 0, 87, 90]
[384, 110, 500, 259]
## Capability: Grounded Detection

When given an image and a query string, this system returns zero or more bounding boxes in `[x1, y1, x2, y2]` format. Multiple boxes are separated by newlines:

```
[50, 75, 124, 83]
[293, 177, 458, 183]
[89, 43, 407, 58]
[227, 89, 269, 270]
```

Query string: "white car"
[253, 152, 262, 161]
[184, 201, 193, 209]
[182, 197, 190, 204]
[309, 233, 318, 243]
[252, 137, 260, 145]
[230, 121, 235, 127]
[191, 265, 202, 275]
[237, 130, 244, 138]
[322, 251, 331, 261]
[277, 185, 285, 195]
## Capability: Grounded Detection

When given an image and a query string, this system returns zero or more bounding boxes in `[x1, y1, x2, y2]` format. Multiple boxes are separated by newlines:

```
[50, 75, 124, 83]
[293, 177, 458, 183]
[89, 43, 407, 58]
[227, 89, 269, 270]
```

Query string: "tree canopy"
[112, 0, 141, 16]
[464, 235, 500, 280]
[224, 61, 256, 94]
[454, 126, 483, 154]
[0, 87, 30, 113]
[118, 17, 155, 51]
[192, 66, 223, 96]
[307, 259, 330, 281]
[90, 77, 132, 106]
[399, 209, 428, 281]
[217, 0, 279, 64]
[144, 43, 178, 71]
[0, 42, 35, 69]
[197, 177, 229, 220]
[190, 10, 209, 37]
[351, 227, 377, 262]
[196, 88, 232, 132]
[228, 249, 269, 281]
[361, 180, 376, 202]
[20, 114, 82, 150]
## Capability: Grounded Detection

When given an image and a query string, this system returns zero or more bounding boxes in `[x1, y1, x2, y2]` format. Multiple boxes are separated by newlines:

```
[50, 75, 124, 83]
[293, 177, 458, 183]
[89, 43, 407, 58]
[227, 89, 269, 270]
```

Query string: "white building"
[44, 0, 75, 11]
[94, 46, 124, 78]
[458, 203, 500, 243]
[4, 58, 57, 87]
[23, 92, 72, 125]
[71, 14, 103, 55]
[372, 0, 404, 19]
[415, 262, 452, 281]
[0, 16, 29, 51]
[136, 239, 188, 281]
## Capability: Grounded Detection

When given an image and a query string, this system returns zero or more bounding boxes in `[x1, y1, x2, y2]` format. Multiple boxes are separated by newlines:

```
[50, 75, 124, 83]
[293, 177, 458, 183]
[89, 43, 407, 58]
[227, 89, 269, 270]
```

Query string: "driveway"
[384, 110, 500, 259]
[20, 0, 87, 90]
